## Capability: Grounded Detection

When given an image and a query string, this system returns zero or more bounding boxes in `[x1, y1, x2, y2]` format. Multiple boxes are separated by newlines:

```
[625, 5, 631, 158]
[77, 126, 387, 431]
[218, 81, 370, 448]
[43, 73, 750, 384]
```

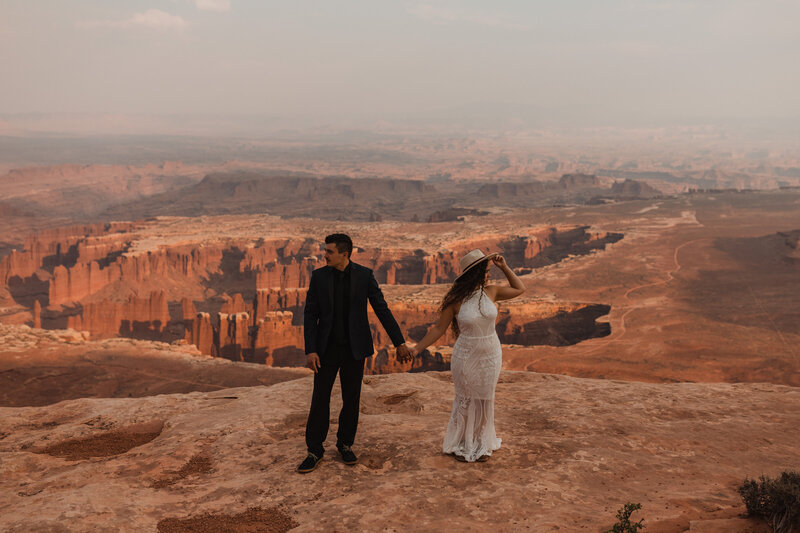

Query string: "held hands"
[309, 347, 414, 371]
[306, 352, 321, 373]
[396, 344, 415, 363]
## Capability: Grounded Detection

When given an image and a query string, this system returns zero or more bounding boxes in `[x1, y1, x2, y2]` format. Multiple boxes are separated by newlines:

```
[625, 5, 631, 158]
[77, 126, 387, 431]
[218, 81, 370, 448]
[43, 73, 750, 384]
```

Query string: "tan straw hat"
[455, 249, 497, 281]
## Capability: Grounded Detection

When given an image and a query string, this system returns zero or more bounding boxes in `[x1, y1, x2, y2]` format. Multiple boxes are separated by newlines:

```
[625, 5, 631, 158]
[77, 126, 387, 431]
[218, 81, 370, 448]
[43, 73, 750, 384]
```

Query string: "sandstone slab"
[0, 371, 795, 532]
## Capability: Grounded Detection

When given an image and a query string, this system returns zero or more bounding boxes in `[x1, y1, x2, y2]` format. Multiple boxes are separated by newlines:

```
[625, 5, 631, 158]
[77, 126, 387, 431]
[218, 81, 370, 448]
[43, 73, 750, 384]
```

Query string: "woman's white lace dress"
[443, 289, 502, 462]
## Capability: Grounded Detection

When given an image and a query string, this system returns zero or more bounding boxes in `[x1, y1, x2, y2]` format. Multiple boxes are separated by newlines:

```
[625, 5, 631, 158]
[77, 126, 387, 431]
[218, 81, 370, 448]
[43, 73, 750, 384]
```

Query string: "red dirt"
[151, 455, 213, 489]
[35, 421, 164, 460]
[156, 507, 298, 533]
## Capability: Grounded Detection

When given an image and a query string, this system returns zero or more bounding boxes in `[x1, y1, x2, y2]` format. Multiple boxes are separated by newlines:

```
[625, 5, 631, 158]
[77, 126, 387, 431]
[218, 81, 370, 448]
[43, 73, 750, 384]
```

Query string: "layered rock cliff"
[107, 172, 440, 220]
[0, 163, 204, 220]
[476, 173, 604, 199]
[65, 291, 171, 340]
[610, 178, 663, 198]
[0, 220, 620, 373]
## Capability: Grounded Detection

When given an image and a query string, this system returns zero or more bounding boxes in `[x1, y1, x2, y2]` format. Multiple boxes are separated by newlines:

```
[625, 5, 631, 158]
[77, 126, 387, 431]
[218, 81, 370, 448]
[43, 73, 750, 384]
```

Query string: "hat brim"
[454, 252, 498, 282]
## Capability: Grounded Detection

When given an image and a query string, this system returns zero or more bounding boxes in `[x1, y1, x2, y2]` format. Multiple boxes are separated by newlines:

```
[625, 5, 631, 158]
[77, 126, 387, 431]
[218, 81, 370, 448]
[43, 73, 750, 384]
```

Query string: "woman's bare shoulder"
[483, 284, 499, 301]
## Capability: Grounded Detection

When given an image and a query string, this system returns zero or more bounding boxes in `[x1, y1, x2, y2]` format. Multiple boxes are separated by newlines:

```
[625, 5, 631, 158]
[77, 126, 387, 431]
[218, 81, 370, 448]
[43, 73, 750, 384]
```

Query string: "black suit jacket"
[304, 262, 405, 360]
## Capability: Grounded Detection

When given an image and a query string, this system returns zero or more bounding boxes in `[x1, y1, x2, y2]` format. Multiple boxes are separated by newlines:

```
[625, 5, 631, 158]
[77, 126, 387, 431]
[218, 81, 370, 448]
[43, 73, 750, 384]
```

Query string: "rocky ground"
[0, 329, 794, 532]
[0, 324, 307, 407]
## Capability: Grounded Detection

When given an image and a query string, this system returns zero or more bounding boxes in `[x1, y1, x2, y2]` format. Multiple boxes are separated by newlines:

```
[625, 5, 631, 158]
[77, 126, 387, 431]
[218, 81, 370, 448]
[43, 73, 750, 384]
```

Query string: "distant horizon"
[2, 109, 799, 144]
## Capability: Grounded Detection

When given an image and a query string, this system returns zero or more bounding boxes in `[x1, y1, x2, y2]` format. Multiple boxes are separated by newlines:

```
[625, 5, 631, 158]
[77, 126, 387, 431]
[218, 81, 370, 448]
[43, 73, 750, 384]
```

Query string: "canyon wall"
[106, 173, 440, 220]
[610, 179, 662, 198]
[177, 295, 609, 372]
[5, 223, 619, 306]
[65, 291, 171, 340]
[0, 223, 135, 287]
[477, 173, 602, 198]
[1, 222, 617, 372]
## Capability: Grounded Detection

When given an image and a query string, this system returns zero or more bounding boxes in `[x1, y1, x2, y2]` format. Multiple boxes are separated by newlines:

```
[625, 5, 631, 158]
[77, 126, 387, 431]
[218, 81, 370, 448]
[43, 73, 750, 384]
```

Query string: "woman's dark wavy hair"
[440, 259, 488, 337]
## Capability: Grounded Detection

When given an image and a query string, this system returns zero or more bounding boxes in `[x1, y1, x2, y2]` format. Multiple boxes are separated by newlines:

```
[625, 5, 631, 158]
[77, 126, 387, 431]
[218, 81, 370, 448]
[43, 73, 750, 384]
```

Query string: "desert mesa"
[1, 177, 798, 386]
[0, 141, 799, 532]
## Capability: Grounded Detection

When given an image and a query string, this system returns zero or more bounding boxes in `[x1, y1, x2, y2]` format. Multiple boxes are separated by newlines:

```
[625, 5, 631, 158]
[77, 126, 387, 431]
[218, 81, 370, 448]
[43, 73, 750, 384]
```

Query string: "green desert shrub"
[738, 471, 800, 533]
[604, 502, 645, 533]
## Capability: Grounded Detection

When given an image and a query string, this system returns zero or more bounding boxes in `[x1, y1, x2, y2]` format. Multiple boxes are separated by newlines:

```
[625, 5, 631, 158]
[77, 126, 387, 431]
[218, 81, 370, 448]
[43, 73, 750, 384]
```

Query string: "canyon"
[1, 185, 798, 386]
[4, 13, 800, 527]
[0, 217, 620, 373]
[1, 135, 799, 532]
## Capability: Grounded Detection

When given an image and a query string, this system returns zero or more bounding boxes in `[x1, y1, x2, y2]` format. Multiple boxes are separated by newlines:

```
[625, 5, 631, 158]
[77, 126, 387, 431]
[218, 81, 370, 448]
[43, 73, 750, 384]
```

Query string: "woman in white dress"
[411, 249, 526, 462]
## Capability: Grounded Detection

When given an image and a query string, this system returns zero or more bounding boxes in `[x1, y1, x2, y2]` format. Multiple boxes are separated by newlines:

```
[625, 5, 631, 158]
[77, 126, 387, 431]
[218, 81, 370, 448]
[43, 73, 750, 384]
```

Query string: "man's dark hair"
[325, 233, 353, 257]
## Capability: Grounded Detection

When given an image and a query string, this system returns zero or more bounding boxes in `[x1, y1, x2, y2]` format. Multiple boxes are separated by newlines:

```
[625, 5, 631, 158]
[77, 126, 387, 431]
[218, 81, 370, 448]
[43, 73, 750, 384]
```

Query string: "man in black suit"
[297, 233, 413, 473]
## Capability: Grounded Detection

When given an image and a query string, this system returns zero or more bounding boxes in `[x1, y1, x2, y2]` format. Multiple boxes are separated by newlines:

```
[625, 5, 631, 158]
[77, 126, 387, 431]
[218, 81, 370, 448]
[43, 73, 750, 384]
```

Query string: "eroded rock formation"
[108, 173, 439, 220]
[65, 291, 170, 340]
[497, 303, 611, 345]
[477, 173, 602, 199]
[610, 178, 663, 198]
[1, 220, 620, 372]
[1, 223, 134, 288]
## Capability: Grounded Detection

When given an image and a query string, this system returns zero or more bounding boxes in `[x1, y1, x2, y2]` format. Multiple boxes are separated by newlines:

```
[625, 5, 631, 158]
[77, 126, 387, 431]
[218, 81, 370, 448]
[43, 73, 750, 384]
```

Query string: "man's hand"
[306, 352, 321, 373]
[396, 344, 414, 363]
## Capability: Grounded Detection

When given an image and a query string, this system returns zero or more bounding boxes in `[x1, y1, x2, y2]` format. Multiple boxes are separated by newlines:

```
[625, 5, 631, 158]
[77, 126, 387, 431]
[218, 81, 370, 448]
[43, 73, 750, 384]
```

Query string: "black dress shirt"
[330, 262, 351, 347]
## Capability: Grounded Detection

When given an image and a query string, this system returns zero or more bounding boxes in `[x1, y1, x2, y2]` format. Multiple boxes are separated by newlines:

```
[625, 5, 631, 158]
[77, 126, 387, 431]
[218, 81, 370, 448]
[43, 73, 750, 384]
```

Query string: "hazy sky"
[2, 0, 799, 127]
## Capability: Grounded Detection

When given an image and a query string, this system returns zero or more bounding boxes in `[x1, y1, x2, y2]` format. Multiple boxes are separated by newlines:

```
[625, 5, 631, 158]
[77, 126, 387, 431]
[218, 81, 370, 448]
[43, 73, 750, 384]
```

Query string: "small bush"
[604, 502, 645, 533]
[738, 471, 800, 533]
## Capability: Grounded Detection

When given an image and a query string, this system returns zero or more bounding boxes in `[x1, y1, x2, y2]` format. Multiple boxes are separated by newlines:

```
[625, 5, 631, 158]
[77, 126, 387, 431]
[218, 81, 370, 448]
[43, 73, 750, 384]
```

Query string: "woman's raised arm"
[486, 255, 526, 302]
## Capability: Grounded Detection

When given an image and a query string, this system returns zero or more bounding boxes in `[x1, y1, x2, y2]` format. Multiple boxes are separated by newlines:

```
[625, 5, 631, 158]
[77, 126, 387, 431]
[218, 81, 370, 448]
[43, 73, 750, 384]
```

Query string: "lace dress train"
[443, 289, 502, 462]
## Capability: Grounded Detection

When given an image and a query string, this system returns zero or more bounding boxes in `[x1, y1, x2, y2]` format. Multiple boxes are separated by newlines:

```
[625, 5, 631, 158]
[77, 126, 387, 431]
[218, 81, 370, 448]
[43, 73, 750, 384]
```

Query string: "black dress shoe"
[337, 445, 358, 465]
[297, 453, 322, 473]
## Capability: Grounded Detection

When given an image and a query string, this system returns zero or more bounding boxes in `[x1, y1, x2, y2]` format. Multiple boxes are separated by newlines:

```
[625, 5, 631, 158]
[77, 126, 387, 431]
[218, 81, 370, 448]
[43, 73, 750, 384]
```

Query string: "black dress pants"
[305, 342, 365, 457]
